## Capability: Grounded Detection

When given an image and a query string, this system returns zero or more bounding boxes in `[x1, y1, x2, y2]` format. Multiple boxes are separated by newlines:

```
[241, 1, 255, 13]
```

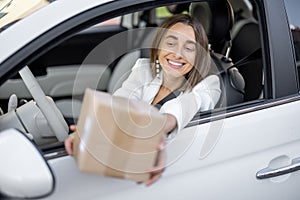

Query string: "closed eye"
[167, 41, 175, 47]
[184, 42, 196, 52]
[185, 46, 195, 52]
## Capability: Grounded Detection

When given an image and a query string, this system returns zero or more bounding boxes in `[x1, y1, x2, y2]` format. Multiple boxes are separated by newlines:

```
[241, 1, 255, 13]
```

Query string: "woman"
[65, 14, 221, 186]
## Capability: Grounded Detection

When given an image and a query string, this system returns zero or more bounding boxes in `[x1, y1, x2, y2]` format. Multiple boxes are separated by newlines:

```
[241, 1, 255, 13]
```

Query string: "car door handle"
[256, 157, 300, 179]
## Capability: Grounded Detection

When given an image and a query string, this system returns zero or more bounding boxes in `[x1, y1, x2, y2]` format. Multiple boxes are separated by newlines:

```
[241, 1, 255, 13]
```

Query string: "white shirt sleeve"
[113, 58, 150, 100]
[159, 75, 221, 131]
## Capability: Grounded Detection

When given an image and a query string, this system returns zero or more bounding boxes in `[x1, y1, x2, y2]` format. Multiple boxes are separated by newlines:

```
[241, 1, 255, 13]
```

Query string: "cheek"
[182, 64, 193, 75]
[158, 50, 169, 62]
[159, 48, 171, 56]
[185, 52, 196, 66]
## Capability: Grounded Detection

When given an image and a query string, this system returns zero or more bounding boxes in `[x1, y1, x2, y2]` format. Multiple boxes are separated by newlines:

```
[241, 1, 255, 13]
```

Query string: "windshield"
[0, 0, 50, 30]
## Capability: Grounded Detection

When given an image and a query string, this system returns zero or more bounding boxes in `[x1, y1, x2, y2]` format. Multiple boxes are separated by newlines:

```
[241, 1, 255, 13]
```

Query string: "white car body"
[0, 0, 300, 199]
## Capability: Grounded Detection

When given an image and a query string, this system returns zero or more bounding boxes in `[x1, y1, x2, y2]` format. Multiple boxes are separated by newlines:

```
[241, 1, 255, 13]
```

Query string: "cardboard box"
[73, 88, 166, 182]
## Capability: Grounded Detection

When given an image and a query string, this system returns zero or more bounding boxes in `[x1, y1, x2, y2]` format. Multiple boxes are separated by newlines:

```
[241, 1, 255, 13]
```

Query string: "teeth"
[168, 60, 183, 66]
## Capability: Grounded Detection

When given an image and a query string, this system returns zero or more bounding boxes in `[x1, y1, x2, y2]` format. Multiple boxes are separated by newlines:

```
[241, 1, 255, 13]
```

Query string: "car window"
[0, 0, 267, 150]
[156, 6, 174, 24]
[284, 0, 300, 86]
[156, 5, 189, 25]
[284, 0, 300, 27]
[98, 17, 121, 26]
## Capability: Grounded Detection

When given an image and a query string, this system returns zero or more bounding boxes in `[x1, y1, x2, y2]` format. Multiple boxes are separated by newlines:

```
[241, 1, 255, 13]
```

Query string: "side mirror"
[0, 129, 55, 199]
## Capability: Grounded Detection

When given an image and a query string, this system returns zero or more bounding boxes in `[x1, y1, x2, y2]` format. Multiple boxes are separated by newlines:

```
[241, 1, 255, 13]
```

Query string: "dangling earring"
[155, 59, 160, 78]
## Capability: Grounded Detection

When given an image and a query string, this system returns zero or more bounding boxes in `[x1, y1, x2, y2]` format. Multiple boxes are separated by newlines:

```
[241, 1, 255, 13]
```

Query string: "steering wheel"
[19, 66, 69, 142]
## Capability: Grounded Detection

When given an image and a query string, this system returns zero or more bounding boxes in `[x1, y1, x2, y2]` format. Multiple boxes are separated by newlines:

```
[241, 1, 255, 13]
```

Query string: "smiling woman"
[114, 13, 221, 132]
[112, 14, 221, 185]
[64, 13, 221, 186]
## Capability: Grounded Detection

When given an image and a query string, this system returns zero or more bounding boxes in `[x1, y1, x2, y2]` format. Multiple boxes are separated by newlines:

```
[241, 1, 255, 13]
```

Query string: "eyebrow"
[165, 35, 196, 45]
[166, 35, 178, 40]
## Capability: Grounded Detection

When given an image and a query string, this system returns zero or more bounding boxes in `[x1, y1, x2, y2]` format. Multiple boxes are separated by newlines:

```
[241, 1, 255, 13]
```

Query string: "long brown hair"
[150, 14, 211, 90]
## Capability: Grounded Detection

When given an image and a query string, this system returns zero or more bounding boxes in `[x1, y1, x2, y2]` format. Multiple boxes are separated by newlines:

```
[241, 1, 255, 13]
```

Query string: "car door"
[1, 0, 300, 199]
[157, 1, 300, 199]
[45, 1, 300, 199]
[160, 1, 300, 199]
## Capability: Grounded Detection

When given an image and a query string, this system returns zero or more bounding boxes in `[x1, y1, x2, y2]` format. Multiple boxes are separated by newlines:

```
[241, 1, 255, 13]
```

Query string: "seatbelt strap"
[234, 48, 262, 67]
[154, 90, 181, 109]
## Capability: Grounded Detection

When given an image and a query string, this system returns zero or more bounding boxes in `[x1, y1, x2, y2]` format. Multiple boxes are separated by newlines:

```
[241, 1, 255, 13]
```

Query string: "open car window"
[0, 0, 266, 151]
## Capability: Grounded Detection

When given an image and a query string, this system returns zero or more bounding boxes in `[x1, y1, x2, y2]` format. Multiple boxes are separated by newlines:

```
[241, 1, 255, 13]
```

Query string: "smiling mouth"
[167, 59, 185, 69]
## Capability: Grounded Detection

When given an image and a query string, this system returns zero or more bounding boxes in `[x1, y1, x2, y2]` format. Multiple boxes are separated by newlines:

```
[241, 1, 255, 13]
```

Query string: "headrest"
[167, 3, 190, 14]
[228, 0, 253, 20]
[190, 0, 234, 52]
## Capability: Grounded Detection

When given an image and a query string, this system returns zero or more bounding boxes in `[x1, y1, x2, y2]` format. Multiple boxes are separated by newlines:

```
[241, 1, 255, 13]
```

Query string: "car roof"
[0, 0, 113, 64]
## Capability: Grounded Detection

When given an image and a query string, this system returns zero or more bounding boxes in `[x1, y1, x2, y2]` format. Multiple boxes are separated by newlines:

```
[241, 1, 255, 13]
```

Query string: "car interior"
[0, 0, 264, 149]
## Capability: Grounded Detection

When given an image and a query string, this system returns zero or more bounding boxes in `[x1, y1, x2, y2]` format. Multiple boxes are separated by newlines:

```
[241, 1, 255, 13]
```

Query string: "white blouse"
[113, 58, 221, 131]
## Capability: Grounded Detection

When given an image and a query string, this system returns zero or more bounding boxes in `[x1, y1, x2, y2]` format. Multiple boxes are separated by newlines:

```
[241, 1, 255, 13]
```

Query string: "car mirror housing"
[0, 128, 55, 199]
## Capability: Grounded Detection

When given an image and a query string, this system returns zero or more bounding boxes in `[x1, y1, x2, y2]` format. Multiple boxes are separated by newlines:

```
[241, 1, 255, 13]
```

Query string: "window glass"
[284, 0, 300, 85]
[284, 0, 300, 60]
[99, 17, 121, 26]
[155, 5, 189, 25]
[284, 0, 300, 28]
[156, 6, 172, 18]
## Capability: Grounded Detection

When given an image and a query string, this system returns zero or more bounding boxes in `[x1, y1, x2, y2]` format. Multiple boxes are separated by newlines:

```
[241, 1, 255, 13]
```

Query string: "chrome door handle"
[256, 157, 300, 179]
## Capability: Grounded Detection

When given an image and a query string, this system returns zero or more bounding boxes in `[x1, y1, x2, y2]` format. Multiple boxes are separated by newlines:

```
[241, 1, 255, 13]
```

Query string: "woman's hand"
[64, 125, 76, 155]
[145, 133, 166, 186]
[145, 114, 177, 186]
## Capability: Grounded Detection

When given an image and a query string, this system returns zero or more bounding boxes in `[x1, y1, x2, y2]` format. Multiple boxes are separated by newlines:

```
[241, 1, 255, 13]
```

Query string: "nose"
[173, 46, 183, 59]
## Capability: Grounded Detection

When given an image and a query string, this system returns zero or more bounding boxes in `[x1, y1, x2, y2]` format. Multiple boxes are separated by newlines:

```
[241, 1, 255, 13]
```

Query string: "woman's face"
[158, 22, 196, 78]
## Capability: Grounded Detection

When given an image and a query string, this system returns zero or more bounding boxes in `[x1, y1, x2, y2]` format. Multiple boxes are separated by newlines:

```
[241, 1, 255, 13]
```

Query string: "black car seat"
[228, 0, 263, 101]
[190, 0, 234, 55]
[190, 0, 245, 107]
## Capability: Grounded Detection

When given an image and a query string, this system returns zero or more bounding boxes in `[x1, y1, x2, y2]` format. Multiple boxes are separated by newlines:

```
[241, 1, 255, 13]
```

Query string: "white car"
[0, 0, 300, 199]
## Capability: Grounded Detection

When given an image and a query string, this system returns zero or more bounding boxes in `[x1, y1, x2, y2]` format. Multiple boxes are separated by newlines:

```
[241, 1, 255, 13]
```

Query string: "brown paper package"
[73, 88, 167, 182]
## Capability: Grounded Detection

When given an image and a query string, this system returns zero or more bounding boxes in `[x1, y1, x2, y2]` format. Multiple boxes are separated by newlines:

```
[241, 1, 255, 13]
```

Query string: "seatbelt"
[234, 48, 262, 67]
[154, 90, 181, 109]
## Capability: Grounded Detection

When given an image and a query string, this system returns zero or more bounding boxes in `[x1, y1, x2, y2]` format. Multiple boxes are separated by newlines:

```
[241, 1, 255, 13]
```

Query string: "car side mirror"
[0, 129, 55, 199]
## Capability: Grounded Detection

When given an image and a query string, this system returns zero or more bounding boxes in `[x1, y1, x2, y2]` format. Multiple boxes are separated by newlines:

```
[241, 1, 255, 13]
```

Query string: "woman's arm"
[159, 75, 221, 131]
[113, 58, 151, 100]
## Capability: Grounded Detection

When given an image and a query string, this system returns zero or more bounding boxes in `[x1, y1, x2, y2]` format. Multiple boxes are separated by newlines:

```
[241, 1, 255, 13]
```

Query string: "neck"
[162, 73, 185, 91]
